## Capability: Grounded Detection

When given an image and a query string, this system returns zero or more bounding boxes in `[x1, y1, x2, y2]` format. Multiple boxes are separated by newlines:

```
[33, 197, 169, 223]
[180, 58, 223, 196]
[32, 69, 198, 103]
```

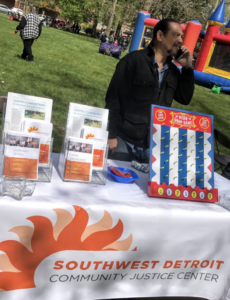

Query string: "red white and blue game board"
[148, 105, 218, 202]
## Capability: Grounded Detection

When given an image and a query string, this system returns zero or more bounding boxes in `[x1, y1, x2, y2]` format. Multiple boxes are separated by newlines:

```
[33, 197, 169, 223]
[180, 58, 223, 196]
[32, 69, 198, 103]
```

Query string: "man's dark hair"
[152, 18, 180, 42]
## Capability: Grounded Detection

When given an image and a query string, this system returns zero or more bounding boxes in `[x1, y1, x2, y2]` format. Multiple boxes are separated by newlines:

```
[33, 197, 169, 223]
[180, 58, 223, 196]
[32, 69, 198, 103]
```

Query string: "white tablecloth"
[0, 153, 230, 300]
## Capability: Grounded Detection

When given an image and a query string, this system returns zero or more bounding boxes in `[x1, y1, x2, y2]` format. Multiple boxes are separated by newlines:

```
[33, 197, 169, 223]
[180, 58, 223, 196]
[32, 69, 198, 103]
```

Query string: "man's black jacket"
[105, 44, 195, 148]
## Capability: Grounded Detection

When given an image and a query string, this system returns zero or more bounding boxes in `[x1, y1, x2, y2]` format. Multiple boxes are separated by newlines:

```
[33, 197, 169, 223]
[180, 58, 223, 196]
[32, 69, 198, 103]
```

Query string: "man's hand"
[36, 38, 39, 41]
[108, 138, 117, 154]
[177, 46, 193, 68]
[14, 30, 17, 35]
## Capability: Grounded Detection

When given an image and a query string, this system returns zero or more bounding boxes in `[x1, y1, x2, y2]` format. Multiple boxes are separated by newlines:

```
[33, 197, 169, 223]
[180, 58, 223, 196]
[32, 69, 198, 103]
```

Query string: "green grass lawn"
[0, 12, 229, 171]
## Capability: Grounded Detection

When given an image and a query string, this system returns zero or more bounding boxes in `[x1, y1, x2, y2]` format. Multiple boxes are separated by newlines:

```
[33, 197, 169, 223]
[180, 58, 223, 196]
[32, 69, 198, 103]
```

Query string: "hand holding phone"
[175, 48, 184, 61]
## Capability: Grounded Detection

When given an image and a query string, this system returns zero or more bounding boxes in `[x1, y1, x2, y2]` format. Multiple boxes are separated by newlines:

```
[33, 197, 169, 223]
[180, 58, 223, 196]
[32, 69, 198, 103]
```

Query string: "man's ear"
[156, 30, 163, 42]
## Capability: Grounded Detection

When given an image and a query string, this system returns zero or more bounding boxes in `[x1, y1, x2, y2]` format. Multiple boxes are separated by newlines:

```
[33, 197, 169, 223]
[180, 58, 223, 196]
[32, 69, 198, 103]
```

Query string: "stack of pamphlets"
[64, 103, 109, 182]
[3, 92, 53, 180]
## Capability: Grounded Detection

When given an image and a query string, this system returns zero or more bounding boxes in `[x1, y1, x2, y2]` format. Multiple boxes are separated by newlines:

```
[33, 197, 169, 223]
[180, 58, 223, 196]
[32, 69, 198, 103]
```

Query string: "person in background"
[118, 34, 123, 46]
[15, 7, 42, 62]
[108, 32, 114, 45]
[100, 31, 107, 43]
[113, 38, 118, 46]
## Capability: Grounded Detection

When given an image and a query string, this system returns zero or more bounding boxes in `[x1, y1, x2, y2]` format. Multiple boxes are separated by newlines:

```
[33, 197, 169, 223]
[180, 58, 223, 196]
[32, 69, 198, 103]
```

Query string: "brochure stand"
[1, 101, 54, 184]
[58, 137, 108, 185]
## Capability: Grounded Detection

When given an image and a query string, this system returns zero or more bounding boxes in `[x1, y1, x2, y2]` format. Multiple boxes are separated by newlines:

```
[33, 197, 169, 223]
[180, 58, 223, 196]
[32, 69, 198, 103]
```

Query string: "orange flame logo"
[0, 206, 134, 292]
[85, 133, 95, 139]
[27, 127, 39, 133]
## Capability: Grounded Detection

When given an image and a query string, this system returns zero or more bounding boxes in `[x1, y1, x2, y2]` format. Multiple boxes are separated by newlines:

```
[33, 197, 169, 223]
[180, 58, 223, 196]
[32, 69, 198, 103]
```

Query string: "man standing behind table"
[105, 18, 195, 163]
[15, 7, 42, 62]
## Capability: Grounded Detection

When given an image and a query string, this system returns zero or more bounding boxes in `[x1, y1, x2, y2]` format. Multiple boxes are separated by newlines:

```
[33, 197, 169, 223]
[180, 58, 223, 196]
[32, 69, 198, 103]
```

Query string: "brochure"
[3, 132, 40, 180]
[66, 103, 109, 138]
[23, 120, 53, 165]
[64, 137, 94, 182]
[4, 92, 53, 132]
[81, 126, 108, 169]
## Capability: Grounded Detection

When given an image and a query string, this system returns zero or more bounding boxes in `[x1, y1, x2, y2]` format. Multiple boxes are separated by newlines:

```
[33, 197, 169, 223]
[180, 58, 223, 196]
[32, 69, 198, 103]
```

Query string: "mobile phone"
[175, 49, 184, 61]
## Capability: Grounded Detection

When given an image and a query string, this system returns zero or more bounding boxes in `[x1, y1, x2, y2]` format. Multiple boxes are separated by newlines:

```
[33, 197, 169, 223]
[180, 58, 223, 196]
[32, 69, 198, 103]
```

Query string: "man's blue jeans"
[108, 137, 149, 163]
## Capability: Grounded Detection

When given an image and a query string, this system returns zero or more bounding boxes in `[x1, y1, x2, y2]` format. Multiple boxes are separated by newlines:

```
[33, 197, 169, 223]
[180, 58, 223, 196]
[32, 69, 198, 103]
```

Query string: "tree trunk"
[143, 0, 154, 12]
[91, 18, 98, 38]
[106, 0, 117, 36]
[115, 21, 122, 38]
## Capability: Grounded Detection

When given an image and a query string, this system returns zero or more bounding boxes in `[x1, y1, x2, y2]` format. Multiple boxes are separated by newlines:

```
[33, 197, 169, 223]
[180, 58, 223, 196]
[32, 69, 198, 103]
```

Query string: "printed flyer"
[66, 103, 109, 138]
[81, 126, 108, 169]
[23, 120, 53, 165]
[3, 132, 40, 180]
[4, 92, 53, 132]
[64, 137, 94, 182]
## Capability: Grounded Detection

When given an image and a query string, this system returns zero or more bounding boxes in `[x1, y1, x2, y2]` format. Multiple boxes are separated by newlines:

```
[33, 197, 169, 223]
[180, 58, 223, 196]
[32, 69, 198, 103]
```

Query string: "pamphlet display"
[1, 93, 54, 183]
[3, 132, 40, 180]
[23, 120, 53, 166]
[81, 126, 108, 170]
[148, 105, 218, 202]
[66, 102, 109, 138]
[4, 92, 53, 132]
[64, 137, 94, 182]
[59, 103, 109, 185]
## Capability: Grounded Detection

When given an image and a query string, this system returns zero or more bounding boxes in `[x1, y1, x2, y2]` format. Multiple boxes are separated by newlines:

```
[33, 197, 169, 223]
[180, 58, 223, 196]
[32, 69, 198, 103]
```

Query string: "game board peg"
[187, 170, 191, 173]
[164, 175, 169, 178]
[195, 156, 199, 159]
[161, 137, 165, 140]
[174, 132, 178, 136]
[178, 154, 182, 157]
[195, 171, 200, 174]
[182, 133, 187, 137]
[199, 150, 203, 153]
[170, 138, 174, 142]
[203, 172, 207, 175]
[178, 169, 182, 171]
[191, 178, 195, 181]
[182, 162, 187, 165]
[182, 177, 187, 180]
[165, 131, 169, 134]
[199, 164, 204, 167]
[169, 168, 173, 171]
[191, 149, 195, 152]
[203, 144, 207, 146]
[182, 147, 187, 151]
[195, 142, 199, 145]
[173, 161, 178, 164]
[173, 176, 178, 180]
[160, 167, 164, 170]
[160, 151, 164, 154]
[199, 136, 203, 139]
[187, 141, 191, 144]
[169, 153, 173, 156]
[203, 158, 207, 161]
[190, 163, 195, 167]
[173, 146, 178, 150]
[199, 179, 204, 181]
[164, 159, 169, 163]
[190, 135, 195, 138]
[164, 145, 169, 148]
[178, 139, 182, 143]
[187, 155, 191, 158]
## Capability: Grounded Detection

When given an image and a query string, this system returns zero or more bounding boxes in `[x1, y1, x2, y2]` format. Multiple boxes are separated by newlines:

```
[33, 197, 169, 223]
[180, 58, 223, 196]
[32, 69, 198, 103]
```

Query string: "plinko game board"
[148, 105, 218, 202]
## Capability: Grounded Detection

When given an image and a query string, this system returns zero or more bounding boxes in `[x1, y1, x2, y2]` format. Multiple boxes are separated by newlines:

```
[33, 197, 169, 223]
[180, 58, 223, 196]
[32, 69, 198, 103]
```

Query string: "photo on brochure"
[23, 120, 53, 165]
[24, 110, 45, 121]
[4, 132, 40, 180]
[4, 92, 53, 133]
[84, 119, 102, 128]
[64, 137, 93, 182]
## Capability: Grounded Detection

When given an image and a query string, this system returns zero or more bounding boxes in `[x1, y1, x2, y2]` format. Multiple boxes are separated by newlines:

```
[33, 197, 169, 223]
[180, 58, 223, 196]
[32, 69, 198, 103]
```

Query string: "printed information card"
[3, 132, 40, 180]
[64, 137, 94, 182]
